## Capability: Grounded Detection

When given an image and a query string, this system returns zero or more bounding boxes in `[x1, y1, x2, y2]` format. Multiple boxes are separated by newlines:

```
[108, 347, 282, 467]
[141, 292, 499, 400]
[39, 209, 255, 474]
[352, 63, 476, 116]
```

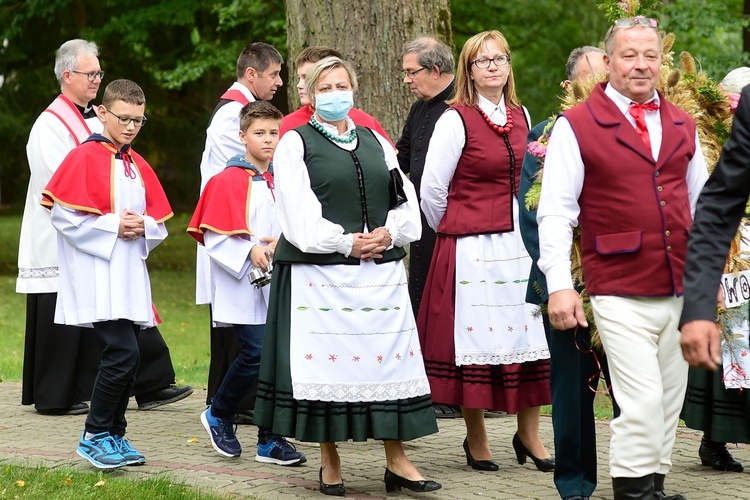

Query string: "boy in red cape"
[188, 101, 306, 465]
[42, 79, 172, 469]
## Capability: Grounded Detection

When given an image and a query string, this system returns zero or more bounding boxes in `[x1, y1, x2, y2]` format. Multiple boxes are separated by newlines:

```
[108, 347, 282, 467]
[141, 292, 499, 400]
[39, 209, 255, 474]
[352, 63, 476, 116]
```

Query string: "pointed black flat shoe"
[384, 468, 441, 493]
[463, 437, 499, 471]
[512, 432, 554, 472]
[319, 467, 345, 496]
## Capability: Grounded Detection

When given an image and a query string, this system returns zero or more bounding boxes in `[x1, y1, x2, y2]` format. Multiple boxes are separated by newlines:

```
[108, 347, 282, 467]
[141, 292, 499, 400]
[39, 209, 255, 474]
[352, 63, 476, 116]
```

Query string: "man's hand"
[547, 289, 588, 331]
[680, 319, 722, 370]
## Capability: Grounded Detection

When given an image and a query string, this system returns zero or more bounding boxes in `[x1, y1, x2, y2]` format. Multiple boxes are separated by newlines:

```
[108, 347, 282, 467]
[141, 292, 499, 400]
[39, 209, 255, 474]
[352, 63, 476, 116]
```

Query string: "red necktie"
[628, 101, 659, 151]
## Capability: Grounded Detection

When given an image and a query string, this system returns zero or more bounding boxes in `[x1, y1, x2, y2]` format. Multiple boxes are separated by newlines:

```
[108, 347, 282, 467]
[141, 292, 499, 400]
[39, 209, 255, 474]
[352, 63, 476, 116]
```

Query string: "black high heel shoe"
[463, 437, 499, 471]
[384, 468, 441, 493]
[319, 467, 345, 496]
[512, 432, 555, 472]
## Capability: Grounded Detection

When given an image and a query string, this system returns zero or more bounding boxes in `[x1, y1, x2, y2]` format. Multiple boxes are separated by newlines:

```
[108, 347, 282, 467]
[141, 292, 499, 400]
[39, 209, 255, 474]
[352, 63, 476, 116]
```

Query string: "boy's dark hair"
[102, 79, 146, 107]
[239, 101, 283, 132]
[237, 42, 283, 79]
[295, 46, 344, 67]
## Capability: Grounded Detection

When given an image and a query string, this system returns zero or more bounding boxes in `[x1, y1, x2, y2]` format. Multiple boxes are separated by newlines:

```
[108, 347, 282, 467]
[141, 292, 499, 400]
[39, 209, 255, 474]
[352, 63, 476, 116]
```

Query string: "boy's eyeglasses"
[71, 70, 105, 82]
[105, 108, 148, 127]
[472, 55, 511, 69]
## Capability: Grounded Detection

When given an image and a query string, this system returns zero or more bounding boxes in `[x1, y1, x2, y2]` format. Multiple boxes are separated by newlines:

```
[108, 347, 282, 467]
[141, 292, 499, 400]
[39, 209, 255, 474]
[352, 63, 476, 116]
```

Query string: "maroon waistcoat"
[564, 83, 697, 296]
[437, 104, 528, 236]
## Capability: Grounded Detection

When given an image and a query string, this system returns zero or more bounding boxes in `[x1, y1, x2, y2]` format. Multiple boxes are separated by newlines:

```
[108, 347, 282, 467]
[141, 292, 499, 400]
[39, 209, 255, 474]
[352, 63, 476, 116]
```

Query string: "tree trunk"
[286, 0, 452, 140]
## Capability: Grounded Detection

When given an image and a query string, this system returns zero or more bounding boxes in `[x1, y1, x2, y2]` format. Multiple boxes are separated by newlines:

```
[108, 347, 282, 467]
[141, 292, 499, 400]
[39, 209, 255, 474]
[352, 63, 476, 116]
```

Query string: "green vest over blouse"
[274, 124, 406, 265]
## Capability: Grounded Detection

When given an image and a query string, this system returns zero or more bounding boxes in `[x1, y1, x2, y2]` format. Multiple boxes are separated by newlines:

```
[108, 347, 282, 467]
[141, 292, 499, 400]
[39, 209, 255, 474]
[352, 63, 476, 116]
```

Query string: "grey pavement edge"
[1, 383, 747, 499]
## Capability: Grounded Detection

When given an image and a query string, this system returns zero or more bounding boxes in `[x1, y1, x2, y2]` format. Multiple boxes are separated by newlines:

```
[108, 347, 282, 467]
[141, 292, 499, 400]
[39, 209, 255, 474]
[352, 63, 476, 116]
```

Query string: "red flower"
[377, 355, 383, 363]
[329, 354, 338, 362]
[305, 354, 313, 360]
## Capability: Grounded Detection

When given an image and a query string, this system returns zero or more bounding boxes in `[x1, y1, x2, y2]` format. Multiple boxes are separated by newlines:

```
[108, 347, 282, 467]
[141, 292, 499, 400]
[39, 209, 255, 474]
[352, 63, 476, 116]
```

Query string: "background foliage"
[0, 0, 747, 212]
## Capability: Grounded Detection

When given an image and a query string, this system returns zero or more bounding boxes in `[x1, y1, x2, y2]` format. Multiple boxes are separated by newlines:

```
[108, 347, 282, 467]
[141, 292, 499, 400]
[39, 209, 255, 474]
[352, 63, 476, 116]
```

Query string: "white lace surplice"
[454, 199, 549, 366]
[289, 260, 431, 402]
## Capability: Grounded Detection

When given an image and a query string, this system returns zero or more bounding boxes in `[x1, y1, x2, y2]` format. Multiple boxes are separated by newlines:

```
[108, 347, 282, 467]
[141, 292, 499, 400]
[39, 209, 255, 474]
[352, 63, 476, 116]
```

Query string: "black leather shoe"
[463, 437, 499, 471]
[384, 468, 441, 493]
[512, 432, 555, 472]
[563, 496, 589, 500]
[319, 467, 345, 496]
[699, 438, 744, 472]
[433, 403, 461, 418]
[136, 385, 193, 410]
[36, 402, 89, 415]
[235, 409, 254, 425]
[654, 473, 686, 500]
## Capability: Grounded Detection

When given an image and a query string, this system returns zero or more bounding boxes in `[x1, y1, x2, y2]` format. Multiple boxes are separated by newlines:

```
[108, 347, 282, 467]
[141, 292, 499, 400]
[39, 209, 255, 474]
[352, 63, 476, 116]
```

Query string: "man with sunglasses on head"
[537, 17, 707, 500]
[18, 39, 192, 418]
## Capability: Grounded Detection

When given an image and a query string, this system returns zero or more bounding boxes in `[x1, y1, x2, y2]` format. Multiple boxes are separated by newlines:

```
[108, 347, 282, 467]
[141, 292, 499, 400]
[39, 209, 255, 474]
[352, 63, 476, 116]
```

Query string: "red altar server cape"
[280, 105, 394, 147]
[41, 134, 173, 223]
[187, 156, 272, 245]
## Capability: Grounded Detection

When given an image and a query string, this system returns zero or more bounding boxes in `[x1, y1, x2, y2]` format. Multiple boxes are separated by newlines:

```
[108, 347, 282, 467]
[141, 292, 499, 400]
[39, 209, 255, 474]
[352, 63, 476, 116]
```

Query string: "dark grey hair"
[566, 46, 605, 81]
[401, 36, 454, 75]
[54, 39, 99, 85]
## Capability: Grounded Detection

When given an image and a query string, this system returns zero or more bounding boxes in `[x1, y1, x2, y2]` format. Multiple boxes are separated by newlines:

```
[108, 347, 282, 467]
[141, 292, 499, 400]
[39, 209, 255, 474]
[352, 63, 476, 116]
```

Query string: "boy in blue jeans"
[188, 101, 305, 465]
[42, 79, 172, 469]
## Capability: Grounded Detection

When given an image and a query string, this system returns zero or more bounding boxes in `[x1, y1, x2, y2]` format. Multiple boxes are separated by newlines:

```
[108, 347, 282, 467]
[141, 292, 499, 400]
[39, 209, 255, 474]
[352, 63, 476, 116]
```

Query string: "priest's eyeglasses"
[71, 70, 105, 82]
[472, 55, 510, 69]
[105, 108, 148, 127]
[402, 67, 428, 79]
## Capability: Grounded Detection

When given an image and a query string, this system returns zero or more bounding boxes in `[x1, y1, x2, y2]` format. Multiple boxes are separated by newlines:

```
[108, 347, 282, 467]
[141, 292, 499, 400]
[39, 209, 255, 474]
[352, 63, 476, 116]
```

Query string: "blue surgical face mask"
[314, 90, 354, 122]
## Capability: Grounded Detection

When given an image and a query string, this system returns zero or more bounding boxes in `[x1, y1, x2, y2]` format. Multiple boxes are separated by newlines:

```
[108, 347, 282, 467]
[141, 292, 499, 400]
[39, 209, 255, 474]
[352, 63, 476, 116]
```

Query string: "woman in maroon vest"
[418, 30, 553, 474]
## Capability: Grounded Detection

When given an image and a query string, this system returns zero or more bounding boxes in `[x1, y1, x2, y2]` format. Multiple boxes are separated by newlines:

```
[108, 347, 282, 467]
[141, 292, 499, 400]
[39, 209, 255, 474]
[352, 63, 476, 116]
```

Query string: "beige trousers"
[590, 295, 688, 478]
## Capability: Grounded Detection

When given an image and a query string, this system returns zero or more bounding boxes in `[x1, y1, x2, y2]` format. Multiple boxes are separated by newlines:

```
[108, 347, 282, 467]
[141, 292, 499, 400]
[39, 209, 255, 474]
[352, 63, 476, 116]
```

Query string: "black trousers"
[206, 308, 256, 410]
[22, 293, 176, 410]
[85, 319, 140, 436]
[544, 314, 619, 499]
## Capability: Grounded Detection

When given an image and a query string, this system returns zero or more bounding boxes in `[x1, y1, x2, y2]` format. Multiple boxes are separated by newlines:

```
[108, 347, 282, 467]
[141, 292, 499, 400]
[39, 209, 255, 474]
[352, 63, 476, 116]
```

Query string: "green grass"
[0, 214, 210, 388]
[0, 463, 239, 499]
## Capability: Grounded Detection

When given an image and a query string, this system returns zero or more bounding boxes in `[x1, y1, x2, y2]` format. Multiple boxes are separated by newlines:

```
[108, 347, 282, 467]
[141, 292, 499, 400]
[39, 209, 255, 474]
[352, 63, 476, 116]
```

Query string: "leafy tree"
[0, 0, 745, 209]
[0, 0, 285, 211]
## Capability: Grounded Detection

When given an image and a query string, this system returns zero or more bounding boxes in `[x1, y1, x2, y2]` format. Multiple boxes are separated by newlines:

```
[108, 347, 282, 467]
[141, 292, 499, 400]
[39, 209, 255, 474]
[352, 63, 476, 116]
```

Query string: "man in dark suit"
[519, 46, 618, 500]
[396, 35, 457, 418]
[680, 85, 750, 367]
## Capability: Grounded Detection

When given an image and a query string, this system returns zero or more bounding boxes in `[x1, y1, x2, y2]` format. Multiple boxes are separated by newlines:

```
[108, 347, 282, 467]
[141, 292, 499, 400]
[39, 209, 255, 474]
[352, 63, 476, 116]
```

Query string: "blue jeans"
[210, 324, 264, 419]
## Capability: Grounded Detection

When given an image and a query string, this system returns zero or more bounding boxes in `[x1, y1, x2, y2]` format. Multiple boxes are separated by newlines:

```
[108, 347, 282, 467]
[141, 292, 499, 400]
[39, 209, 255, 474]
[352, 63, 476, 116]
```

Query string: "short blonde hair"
[303, 56, 359, 108]
[449, 30, 519, 108]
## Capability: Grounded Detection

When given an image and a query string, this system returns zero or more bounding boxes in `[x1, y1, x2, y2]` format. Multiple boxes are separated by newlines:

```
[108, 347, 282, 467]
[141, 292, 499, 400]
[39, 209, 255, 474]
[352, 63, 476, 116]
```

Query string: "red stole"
[44, 94, 92, 145]
[41, 141, 173, 222]
[187, 167, 258, 245]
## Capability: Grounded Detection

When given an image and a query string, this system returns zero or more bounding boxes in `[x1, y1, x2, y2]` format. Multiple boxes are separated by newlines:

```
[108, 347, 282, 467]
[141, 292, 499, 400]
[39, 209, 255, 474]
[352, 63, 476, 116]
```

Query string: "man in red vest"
[18, 39, 192, 416]
[197, 42, 283, 423]
[536, 18, 708, 500]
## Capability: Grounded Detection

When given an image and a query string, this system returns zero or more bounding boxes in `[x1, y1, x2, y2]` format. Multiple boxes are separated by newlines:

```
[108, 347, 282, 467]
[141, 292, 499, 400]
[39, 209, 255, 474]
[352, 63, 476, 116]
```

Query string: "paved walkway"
[0, 382, 747, 499]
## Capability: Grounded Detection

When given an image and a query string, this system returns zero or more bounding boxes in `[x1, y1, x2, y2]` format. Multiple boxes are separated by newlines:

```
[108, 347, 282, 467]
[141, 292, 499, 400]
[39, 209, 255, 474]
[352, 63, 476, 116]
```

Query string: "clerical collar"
[75, 102, 97, 119]
[428, 77, 455, 105]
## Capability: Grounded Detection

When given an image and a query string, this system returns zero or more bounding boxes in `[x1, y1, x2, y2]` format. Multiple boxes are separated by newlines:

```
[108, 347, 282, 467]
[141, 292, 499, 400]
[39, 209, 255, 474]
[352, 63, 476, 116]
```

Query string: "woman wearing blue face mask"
[254, 56, 441, 496]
